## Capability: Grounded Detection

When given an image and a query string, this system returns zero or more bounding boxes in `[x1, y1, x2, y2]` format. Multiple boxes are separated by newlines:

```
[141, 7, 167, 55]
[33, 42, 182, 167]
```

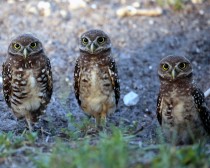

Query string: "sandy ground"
[0, 0, 210, 167]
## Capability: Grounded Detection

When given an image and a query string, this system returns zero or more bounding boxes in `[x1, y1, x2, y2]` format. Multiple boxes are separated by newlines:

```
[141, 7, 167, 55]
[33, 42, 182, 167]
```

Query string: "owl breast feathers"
[74, 29, 120, 128]
[157, 55, 210, 144]
[2, 34, 53, 131]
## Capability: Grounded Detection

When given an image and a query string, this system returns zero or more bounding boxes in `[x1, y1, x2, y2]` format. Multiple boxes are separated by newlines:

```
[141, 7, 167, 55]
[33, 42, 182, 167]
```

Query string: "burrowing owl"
[74, 29, 120, 128]
[157, 55, 210, 144]
[2, 34, 53, 131]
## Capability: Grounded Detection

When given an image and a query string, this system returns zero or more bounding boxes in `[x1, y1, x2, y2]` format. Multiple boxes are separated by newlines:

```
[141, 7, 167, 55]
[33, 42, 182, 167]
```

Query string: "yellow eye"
[13, 43, 21, 50]
[82, 38, 88, 45]
[30, 42, 37, 48]
[162, 64, 169, 71]
[97, 37, 105, 44]
[178, 62, 187, 69]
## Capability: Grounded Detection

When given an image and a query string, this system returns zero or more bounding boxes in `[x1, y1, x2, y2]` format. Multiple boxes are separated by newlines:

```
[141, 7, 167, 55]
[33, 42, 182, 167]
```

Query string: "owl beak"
[171, 69, 176, 80]
[90, 43, 96, 54]
[23, 48, 28, 58]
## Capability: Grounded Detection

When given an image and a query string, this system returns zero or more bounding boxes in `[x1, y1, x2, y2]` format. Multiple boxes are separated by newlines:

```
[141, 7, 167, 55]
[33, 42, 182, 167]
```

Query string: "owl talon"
[26, 117, 33, 132]
[95, 115, 107, 130]
[86, 127, 99, 136]
[41, 127, 51, 135]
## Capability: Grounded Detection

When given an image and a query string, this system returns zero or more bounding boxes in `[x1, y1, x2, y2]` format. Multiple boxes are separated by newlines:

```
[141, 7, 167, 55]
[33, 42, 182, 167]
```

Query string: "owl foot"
[41, 127, 51, 136]
[26, 117, 33, 132]
[21, 128, 27, 136]
[86, 127, 99, 136]
[95, 114, 107, 130]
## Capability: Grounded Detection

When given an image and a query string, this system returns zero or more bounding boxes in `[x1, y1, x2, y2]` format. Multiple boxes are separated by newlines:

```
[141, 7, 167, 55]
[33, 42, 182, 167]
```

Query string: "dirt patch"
[0, 0, 210, 167]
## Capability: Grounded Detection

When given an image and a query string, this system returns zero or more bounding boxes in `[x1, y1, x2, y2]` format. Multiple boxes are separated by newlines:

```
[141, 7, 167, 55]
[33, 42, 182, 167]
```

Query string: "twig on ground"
[116, 6, 163, 17]
[41, 127, 51, 135]
[132, 126, 144, 135]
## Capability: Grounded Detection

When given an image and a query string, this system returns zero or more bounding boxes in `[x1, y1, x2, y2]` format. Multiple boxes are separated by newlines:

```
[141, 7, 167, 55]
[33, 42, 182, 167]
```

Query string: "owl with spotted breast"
[2, 34, 53, 131]
[157, 55, 210, 144]
[74, 29, 120, 129]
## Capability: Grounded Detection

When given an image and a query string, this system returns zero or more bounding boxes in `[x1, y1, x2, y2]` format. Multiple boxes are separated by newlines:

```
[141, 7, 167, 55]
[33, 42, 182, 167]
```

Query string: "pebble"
[199, 10, 204, 15]
[138, 141, 143, 148]
[91, 4, 97, 9]
[132, 2, 141, 8]
[148, 20, 154, 25]
[149, 65, 152, 70]
[191, 0, 203, 4]
[69, 0, 87, 10]
[123, 91, 139, 106]
[37, 1, 51, 16]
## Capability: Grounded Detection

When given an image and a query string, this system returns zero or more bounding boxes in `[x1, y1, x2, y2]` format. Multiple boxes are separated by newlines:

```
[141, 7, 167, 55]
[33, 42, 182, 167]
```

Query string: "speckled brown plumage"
[2, 34, 53, 131]
[74, 29, 120, 128]
[157, 55, 210, 144]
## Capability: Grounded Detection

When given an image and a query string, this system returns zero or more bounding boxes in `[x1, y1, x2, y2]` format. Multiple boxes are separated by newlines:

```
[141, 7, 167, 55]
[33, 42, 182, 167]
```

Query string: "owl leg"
[100, 113, 107, 128]
[25, 115, 33, 132]
[95, 114, 101, 128]
[95, 113, 107, 130]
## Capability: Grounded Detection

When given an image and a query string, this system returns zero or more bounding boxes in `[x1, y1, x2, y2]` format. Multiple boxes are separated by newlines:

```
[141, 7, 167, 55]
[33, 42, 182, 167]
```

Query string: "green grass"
[156, 0, 204, 10]
[0, 131, 37, 157]
[157, 0, 183, 10]
[33, 128, 210, 168]
[34, 128, 129, 168]
[0, 126, 210, 167]
[60, 112, 96, 139]
[152, 144, 210, 168]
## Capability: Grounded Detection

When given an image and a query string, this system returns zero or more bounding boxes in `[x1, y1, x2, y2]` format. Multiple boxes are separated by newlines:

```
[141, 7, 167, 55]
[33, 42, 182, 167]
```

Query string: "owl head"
[8, 34, 43, 59]
[79, 29, 111, 55]
[158, 55, 193, 82]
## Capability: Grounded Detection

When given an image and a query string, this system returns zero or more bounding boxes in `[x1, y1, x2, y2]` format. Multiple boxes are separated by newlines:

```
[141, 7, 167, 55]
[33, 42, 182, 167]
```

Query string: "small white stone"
[149, 65, 153, 70]
[191, 0, 202, 4]
[27, 6, 38, 15]
[199, 10, 204, 15]
[138, 141, 143, 148]
[123, 91, 139, 106]
[91, 4, 97, 9]
[149, 20, 154, 25]
[65, 78, 70, 82]
[69, 0, 87, 10]
[60, 10, 67, 18]
[37, 1, 51, 16]
[132, 2, 141, 8]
